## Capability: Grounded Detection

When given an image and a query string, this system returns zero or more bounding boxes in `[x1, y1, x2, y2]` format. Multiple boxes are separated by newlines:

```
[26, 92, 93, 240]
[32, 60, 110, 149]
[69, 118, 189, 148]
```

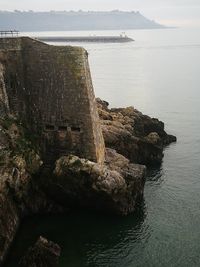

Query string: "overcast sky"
[0, 0, 200, 27]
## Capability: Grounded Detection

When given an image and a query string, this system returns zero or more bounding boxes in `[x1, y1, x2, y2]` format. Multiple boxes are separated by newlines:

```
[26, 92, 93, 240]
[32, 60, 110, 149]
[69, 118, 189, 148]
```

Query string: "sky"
[0, 0, 200, 27]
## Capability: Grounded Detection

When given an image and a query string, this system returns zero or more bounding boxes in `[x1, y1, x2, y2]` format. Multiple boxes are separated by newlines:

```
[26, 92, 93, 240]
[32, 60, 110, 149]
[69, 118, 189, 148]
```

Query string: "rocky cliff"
[0, 37, 176, 266]
[97, 98, 176, 166]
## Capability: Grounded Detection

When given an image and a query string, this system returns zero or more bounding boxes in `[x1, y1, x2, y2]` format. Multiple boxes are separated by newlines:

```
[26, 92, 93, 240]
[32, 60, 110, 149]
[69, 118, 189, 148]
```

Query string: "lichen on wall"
[0, 37, 105, 165]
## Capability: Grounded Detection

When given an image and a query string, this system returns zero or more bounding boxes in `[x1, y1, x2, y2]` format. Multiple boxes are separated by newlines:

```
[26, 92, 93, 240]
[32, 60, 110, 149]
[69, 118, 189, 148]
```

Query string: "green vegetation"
[0, 115, 42, 173]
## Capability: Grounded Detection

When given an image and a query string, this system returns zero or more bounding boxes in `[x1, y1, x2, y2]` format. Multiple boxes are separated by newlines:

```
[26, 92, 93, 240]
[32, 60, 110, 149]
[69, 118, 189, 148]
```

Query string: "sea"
[5, 27, 200, 267]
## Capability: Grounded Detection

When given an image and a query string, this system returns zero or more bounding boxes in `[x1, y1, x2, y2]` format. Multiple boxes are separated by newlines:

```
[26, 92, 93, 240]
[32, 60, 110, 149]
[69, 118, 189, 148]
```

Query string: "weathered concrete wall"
[0, 37, 105, 164]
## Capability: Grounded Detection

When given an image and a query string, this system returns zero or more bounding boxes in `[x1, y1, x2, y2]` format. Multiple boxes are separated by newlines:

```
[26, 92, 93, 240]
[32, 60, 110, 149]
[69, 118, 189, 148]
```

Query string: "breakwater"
[37, 36, 134, 43]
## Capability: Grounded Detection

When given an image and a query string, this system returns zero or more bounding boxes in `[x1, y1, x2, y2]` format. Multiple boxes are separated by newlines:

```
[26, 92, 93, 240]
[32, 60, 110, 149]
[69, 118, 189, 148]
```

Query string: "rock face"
[0, 115, 36, 264]
[0, 116, 145, 263]
[19, 236, 61, 267]
[0, 115, 63, 264]
[41, 148, 145, 215]
[97, 98, 176, 166]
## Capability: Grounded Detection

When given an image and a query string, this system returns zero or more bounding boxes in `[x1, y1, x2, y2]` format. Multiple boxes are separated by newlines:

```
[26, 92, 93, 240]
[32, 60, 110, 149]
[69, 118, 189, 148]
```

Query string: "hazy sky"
[0, 0, 200, 27]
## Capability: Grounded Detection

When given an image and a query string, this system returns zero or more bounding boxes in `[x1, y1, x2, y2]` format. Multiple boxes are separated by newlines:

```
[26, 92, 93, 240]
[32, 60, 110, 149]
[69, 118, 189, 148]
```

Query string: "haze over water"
[6, 27, 200, 267]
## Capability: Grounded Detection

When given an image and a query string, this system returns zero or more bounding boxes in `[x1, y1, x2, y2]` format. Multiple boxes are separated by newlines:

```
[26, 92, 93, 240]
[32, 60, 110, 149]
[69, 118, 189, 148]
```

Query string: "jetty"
[0, 31, 133, 43]
[37, 35, 134, 43]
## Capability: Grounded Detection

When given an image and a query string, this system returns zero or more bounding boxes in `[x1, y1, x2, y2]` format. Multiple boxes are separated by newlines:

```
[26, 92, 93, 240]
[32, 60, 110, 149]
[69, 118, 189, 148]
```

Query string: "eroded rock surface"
[97, 98, 176, 165]
[19, 236, 61, 267]
[0, 115, 63, 265]
[44, 148, 145, 215]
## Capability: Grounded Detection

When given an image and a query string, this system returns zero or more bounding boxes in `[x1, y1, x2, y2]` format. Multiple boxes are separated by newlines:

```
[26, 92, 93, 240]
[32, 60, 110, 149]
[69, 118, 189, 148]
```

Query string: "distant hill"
[0, 10, 165, 31]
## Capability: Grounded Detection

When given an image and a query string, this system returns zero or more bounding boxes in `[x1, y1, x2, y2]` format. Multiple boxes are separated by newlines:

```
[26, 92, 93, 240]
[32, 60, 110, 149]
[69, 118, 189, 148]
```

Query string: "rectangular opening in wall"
[58, 126, 68, 131]
[45, 125, 55, 131]
[71, 126, 81, 132]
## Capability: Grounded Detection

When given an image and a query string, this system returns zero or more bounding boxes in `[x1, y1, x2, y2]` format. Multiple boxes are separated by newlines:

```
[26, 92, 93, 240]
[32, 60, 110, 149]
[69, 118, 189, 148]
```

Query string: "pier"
[37, 35, 134, 43]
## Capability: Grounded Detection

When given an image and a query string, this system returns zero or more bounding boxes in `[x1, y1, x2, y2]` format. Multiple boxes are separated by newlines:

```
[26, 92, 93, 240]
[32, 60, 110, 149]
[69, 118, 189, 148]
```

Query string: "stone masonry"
[0, 37, 105, 164]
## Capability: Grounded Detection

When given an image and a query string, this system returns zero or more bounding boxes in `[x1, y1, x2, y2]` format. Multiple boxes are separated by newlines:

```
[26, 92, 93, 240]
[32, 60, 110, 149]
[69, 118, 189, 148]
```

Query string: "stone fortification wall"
[0, 37, 105, 164]
[0, 37, 22, 50]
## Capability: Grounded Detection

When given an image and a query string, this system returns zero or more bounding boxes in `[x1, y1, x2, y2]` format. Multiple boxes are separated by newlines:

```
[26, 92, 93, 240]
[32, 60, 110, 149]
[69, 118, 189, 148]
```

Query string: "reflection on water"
[5, 203, 148, 267]
[5, 166, 163, 267]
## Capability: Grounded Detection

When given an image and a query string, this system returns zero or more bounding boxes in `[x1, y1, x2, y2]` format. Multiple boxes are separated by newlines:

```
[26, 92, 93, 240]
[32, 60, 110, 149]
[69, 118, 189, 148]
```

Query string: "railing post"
[0, 30, 19, 38]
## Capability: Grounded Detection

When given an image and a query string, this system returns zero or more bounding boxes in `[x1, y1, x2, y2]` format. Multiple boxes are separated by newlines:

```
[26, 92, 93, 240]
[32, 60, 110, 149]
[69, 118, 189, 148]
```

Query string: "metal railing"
[0, 30, 19, 37]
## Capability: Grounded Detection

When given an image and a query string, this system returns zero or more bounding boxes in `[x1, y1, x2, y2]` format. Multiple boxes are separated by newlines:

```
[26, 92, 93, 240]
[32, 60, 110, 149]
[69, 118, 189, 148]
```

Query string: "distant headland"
[0, 10, 166, 31]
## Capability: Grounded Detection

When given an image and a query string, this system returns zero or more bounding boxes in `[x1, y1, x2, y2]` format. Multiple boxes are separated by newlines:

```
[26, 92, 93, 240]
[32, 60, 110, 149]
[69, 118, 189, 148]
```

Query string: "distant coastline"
[0, 10, 166, 31]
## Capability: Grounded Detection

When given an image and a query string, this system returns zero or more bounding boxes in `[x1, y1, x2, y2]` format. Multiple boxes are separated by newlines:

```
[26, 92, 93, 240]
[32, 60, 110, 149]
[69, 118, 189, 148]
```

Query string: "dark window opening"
[45, 125, 55, 131]
[58, 126, 68, 131]
[71, 126, 81, 132]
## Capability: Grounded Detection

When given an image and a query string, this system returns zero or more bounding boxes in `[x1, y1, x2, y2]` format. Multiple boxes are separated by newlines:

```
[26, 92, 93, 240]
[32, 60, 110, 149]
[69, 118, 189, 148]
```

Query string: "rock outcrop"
[0, 114, 146, 264]
[0, 115, 63, 264]
[97, 98, 176, 166]
[19, 236, 61, 267]
[40, 148, 145, 215]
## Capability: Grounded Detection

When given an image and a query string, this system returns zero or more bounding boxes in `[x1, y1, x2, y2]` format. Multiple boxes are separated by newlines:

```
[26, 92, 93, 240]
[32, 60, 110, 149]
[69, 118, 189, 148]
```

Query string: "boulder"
[19, 236, 61, 267]
[46, 149, 146, 215]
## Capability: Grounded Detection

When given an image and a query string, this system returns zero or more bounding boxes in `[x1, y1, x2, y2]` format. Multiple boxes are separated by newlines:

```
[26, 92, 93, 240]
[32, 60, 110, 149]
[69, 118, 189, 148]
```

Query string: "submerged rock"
[19, 236, 61, 267]
[97, 98, 176, 166]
